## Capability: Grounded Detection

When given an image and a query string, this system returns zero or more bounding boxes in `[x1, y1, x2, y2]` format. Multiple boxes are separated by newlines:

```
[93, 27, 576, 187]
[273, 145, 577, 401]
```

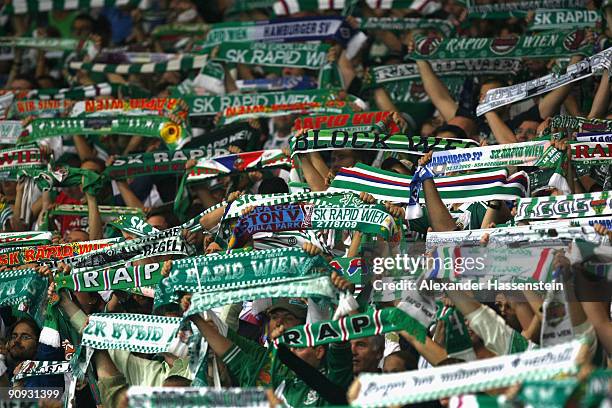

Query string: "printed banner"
[82, 313, 181, 354]
[515, 191, 612, 221]
[428, 140, 560, 174]
[290, 130, 478, 157]
[408, 30, 592, 60]
[329, 163, 528, 204]
[352, 340, 583, 406]
[208, 41, 329, 69]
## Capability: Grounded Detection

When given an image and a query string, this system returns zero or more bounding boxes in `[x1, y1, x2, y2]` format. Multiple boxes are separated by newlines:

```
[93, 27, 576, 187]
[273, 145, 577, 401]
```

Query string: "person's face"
[267, 309, 301, 332]
[515, 120, 539, 142]
[382, 355, 407, 373]
[72, 18, 93, 39]
[9, 323, 38, 363]
[8, 79, 32, 90]
[351, 338, 382, 375]
[291, 346, 324, 368]
[495, 293, 515, 321]
[331, 150, 359, 173]
[147, 215, 168, 230]
[66, 229, 89, 243]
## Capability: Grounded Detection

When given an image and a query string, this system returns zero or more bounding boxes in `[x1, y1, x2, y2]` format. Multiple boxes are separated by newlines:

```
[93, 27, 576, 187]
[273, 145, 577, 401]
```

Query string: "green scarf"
[108, 214, 158, 237]
[0, 37, 90, 51]
[0, 268, 47, 326]
[104, 148, 217, 180]
[207, 41, 330, 69]
[528, 9, 602, 31]
[0, 238, 116, 267]
[293, 111, 397, 133]
[19, 166, 106, 195]
[276, 307, 426, 347]
[4, 0, 145, 14]
[18, 116, 189, 150]
[516, 379, 579, 408]
[516, 191, 612, 221]
[459, 0, 588, 19]
[55, 262, 163, 292]
[290, 130, 478, 156]
[68, 55, 208, 74]
[151, 23, 211, 38]
[358, 17, 454, 36]
[82, 313, 182, 354]
[0, 231, 52, 247]
[23, 82, 150, 100]
[408, 30, 592, 60]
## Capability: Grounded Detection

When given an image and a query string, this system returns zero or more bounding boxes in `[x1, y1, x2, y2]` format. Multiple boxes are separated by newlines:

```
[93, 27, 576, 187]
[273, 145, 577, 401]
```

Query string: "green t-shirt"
[48, 11, 79, 39]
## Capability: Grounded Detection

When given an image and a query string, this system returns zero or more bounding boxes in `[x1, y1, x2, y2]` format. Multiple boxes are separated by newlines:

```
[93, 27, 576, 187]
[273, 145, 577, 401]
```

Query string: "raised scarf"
[570, 141, 612, 164]
[82, 313, 181, 354]
[127, 386, 269, 408]
[528, 9, 602, 31]
[273, 0, 439, 15]
[0, 144, 45, 173]
[108, 214, 158, 237]
[477, 47, 612, 115]
[0, 37, 90, 51]
[329, 163, 528, 204]
[23, 83, 150, 100]
[0, 268, 47, 325]
[358, 17, 454, 36]
[18, 166, 105, 195]
[18, 116, 189, 150]
[184, 89, 347, 116]
[459, 0, 588, 19]
[4, 0, 147, 14]
[277, 307, 426, 348]
[208, 41, 330, 69]
[59, 227, 192, 270]
[104, 148, 217, 180]
[428, 139, 561, 174]
[540, 273, 574, 346]
[0, 231, 52, 247]
[68, 54, 207, 74]
[151, 22, 211, 37]
[550, 115, 612, 132]
[48, 204, 143, 219]
[55, 262, 163, 292]
[0, 238, 116, 267]
[11, 99, 72, 119]
[352, 340, 583, 407]
[235, 76, 317, 92]
[12, 360, 71, 382]
[70, 97, 186, 119]
[0, 121, 20, 145]
[408, 30, 592, 60]
[290, 130, 478, 157]
[367, 60, 521, 85]
[185, 149, 290, 182]
[515, 191, 612, 221]
[229, 198, 395, 242]
[293, 111, 399, 133]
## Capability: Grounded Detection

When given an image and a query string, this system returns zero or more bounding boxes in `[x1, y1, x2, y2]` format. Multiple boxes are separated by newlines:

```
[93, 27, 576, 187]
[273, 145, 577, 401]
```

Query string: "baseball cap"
[266, 298, 308, 322]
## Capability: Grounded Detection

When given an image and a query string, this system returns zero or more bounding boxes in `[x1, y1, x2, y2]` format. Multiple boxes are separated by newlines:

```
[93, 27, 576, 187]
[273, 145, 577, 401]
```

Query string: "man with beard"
[4, 319, 40, 382]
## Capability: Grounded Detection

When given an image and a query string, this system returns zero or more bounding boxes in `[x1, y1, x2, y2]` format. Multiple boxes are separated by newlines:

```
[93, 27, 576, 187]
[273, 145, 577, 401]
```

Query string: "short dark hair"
[163, 375, 192, 387]
[258, 177, 289, 194]
[433, 124, 468, 140]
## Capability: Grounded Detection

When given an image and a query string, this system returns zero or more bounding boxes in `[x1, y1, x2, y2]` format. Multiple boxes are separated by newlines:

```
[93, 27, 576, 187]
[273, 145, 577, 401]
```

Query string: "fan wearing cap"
[187, 295, 353, 407]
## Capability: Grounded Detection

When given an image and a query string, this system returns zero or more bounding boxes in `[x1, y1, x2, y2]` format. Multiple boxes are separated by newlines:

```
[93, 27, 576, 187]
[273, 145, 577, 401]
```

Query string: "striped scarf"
[56, 263, 163, 293]
[69, 54, 207, 74]
[329, 163, 528, 204]
[290, 130, 478, 156]
[3, 0, 148, 14]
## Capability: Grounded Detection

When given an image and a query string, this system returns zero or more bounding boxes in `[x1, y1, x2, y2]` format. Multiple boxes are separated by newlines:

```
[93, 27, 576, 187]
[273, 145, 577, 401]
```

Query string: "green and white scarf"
[0, 144, 45, 175]
[184, 275, 337, 317]
[69, 54, 207, 74]
[459, 0, 588, 19]
[151, 22, 211, 38]
[3, 0, 148, 14]
[0, 37, 91, 51]
[368, 59, 521, 85]
[11, 99, 72, 119]
[358, 17, 454, 36]
[550, 115, 612, 132]
[329, 163, 528, 205]
[59, 227, 192, 270]
[70, 97, 187, 119]
[127, 386, 269, 408]
[82, 313, 181, 354]
[49, 204, 143, 218]
[516, 379, 579, 408]
[528, 9, 602, 31]
[409, 30, 592, 60]
[0, 268, 47, 325]
[477, 47, 612, 115]
[277, 307, 426, 347]
[18, 116, 189, 150]
[293, 111, 398, 133]
[104, 148, 217, 180]
[0, 231, 52, 247]
[12, 360, 71, 382]
[56, 262, 163, 293]
[429, 140, 561, 174]
[515, 191, 612, 221]
[18, 166, 106, 195]
[208, 41, 329, 69]
[24, 83, 150, 100]
[290, 130, 478, 157]
[570, 141, 612, 164]
[353, 340, 583, 407]
[0, 120, 21, 144]
[185, 89, 348, 116]
[108, 214, 158, 237]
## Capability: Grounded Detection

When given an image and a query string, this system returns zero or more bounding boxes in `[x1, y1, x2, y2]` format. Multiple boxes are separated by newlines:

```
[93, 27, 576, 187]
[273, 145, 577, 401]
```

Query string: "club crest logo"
[563, 30, 587, 51]
[590, 199, 607, 215]
[415, 36, 442, 56]
[409, 82, 427, 102]
[490, 36, 519, 55]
